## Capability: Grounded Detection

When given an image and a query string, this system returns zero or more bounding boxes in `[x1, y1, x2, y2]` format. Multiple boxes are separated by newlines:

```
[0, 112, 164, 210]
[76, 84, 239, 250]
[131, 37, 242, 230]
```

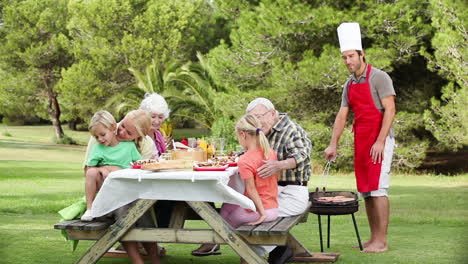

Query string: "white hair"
[246, 97, 276, 113]
[139, 93, 170, 119]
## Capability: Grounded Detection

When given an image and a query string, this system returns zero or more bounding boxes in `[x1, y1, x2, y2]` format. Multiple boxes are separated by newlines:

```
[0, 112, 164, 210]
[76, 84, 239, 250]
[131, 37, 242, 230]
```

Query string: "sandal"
[191, 244, 221, 256]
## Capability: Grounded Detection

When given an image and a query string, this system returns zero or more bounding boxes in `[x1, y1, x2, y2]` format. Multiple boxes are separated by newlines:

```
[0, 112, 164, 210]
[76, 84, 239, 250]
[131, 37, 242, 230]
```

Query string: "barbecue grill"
[309, 161, 363, 252]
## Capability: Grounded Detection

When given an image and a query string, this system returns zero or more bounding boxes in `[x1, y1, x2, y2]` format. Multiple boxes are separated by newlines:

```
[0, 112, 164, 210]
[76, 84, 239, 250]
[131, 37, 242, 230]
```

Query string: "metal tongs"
[315, 160, 332, 193]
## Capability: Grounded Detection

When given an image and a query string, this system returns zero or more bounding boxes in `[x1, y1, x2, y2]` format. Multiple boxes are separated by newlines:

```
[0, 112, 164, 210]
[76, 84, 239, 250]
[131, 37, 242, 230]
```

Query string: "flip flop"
[191, 244, 221, 256]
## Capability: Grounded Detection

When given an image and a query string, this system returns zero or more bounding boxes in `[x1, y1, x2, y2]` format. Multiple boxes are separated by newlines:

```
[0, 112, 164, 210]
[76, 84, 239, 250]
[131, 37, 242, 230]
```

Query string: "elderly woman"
[139, 93, 177, 231]
[139, 93, 170, 158]
[83, 109, 161, 264]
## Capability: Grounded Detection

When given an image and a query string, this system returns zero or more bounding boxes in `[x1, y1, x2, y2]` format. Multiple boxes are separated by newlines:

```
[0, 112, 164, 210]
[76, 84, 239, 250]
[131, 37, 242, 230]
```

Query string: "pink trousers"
[220, 203, 278, 228]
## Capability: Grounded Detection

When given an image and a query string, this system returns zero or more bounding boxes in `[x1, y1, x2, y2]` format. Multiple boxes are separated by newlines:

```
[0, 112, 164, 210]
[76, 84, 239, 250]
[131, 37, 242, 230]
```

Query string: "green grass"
[0, 130, 467, 263]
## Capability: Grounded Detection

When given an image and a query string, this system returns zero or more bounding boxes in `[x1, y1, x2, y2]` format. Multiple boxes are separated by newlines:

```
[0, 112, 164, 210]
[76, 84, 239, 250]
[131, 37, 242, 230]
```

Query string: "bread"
[141, 160, 186, 171]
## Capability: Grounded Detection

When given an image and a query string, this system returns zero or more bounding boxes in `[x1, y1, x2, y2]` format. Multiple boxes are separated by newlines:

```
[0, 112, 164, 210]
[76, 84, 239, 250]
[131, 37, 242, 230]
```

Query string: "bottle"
[207, 144, 216, 159]
[198, 138, 207, 152]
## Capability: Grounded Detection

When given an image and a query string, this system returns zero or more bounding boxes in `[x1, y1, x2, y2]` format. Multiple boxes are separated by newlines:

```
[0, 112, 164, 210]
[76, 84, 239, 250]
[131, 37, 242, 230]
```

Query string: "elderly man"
[247, 97, 312, 263]
[191, 98, 312, 262]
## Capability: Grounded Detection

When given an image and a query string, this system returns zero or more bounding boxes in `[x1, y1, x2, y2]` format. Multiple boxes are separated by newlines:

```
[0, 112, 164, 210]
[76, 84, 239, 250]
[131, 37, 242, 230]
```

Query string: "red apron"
[348, 65, 383, 193]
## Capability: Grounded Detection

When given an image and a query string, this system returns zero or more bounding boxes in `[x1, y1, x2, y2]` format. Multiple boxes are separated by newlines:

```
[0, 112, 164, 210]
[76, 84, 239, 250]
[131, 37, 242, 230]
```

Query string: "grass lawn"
[0, 128, 467, 263]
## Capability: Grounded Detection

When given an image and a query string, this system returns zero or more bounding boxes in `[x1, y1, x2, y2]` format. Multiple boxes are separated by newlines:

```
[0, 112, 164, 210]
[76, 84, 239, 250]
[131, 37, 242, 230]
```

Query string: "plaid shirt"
[268, 113, 312, 182]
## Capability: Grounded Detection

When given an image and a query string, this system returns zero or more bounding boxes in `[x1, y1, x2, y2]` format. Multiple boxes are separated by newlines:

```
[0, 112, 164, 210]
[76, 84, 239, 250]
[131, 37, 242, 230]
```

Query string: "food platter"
[132, 159, 186, 171]
[193, 164, 229, 171]
[193, 161, 229, 171]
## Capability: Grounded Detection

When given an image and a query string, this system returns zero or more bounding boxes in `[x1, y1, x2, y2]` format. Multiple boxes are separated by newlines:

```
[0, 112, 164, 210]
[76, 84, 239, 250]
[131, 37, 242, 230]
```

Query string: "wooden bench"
[55, 202, 339, 263]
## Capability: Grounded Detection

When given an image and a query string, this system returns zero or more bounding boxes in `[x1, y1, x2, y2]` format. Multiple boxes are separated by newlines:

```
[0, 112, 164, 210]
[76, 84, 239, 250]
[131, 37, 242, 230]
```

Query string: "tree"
[423, 0, 468, 151]
[112, 53, 238, 129]
[0, 0, 73, 138]
[204, 0, 443, 171]
[59, 0, 223, 124]
[105, 59, 183, 118]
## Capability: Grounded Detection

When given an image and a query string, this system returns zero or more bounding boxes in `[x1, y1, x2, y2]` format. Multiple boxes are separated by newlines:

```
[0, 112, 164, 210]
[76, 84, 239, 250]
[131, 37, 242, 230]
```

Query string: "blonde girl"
[192, 115, 279, 260]
[82, 110, 142, 219]
[82, 110, 160, 264]
[83, 109, 155, 168]
[223, 114, 279, 226]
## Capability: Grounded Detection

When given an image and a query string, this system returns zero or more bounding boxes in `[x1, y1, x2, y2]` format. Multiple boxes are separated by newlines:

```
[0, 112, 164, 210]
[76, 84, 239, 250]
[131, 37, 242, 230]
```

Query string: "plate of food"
[133, 159, 186, 171]
[131, 159, 158, 169]
[193, 161, 229, 171]
[212, 153, 238, 167]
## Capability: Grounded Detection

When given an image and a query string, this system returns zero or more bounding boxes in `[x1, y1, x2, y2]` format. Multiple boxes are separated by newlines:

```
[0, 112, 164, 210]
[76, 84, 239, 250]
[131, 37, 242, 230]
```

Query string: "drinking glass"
[188, 137, 197, 148]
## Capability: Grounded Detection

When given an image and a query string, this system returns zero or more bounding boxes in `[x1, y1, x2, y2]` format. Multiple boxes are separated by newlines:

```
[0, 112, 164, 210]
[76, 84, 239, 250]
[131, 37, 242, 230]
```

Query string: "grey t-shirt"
[341, 65, 396, 110]
[340, 64, 396, 137]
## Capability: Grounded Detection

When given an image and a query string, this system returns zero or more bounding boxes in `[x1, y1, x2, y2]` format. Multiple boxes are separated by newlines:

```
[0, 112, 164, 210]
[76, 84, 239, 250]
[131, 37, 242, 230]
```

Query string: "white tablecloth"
[90, 167, 254, 217]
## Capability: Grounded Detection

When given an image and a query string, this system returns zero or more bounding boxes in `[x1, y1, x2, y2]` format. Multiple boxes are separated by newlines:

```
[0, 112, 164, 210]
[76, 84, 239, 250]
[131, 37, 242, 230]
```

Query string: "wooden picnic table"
[55, 168, 339, 263]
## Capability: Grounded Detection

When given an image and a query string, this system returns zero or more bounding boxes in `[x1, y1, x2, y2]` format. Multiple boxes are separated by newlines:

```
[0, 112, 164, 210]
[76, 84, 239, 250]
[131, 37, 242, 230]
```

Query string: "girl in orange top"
[220, 114, 279, 227]
[191, 115, 279, 259]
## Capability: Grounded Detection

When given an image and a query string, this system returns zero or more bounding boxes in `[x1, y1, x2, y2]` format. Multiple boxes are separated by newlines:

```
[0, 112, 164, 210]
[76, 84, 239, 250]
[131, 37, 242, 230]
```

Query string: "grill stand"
[316, 213, 363, 252]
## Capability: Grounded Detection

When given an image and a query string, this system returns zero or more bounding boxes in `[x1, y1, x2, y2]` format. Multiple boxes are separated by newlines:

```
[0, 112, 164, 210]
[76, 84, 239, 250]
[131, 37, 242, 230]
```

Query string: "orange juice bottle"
[207, 144, 216, 159]
[198, 138, 207, 152]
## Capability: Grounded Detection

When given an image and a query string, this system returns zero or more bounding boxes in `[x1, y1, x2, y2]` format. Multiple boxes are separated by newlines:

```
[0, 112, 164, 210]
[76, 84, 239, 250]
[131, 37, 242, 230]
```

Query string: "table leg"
[75, 199, 157, 264]
[187, 201, 267, 264]
[169, 201, 188, 228]
[287, 233, 313, 257]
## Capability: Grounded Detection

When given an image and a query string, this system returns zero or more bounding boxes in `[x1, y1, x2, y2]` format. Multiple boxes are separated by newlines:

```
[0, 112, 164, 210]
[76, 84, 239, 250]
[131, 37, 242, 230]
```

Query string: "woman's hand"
[247, 213, 266, 226]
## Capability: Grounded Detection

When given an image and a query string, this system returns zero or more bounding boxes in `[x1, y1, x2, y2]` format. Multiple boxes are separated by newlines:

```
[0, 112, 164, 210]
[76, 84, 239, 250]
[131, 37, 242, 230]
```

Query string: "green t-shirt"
[86, 141, 142, 169]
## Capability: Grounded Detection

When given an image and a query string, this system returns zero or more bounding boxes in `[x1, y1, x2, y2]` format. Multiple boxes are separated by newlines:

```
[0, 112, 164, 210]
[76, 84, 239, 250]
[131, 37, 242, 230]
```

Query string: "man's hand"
[370, 140, 385, 164]
[258, 160, 282, 178]
[324, 145, 338, 162]
[247, 213, 266, 226]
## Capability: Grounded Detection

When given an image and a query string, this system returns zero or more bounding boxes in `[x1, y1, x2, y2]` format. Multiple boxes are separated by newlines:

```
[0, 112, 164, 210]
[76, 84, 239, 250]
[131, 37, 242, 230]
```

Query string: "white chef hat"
[337, 22, 362, 52]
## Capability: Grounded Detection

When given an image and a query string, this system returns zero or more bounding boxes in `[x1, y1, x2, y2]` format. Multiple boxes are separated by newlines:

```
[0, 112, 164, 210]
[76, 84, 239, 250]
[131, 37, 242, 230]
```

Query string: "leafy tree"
[0, 0, 73, 138]
[423, 0, 468, 151]
[0, 70, 38, 124]
[59, 0, 224, 124]
[424, 83, 468, 151]
[113, 53, 238, 129]
[204, 0, 443, 171]
[106, 59, 183, 118]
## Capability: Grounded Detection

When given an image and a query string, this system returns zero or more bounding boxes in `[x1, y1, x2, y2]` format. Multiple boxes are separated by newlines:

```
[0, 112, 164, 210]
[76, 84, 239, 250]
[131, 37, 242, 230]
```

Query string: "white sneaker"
[81, 209, 94, 221]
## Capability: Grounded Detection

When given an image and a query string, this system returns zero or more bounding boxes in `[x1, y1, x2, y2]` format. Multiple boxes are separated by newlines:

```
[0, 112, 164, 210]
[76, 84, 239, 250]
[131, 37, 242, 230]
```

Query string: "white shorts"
[278, 185, 310, 217]
[361, 136, 395, 199]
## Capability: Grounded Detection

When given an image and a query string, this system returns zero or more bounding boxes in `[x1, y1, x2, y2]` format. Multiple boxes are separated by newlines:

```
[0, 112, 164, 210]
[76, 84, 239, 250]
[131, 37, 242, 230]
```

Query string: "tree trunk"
[68, 120, 77, 131]
[43, 71, 64, 139]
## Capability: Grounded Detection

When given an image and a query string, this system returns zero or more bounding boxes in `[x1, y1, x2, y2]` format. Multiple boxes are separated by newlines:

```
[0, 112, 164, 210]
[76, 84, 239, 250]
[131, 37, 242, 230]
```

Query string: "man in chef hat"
[324, 22, 396, 253]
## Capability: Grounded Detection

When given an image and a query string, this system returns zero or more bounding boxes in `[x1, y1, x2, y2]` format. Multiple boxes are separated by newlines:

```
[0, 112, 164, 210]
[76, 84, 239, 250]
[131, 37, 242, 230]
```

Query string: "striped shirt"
[267, 113, 312, 182]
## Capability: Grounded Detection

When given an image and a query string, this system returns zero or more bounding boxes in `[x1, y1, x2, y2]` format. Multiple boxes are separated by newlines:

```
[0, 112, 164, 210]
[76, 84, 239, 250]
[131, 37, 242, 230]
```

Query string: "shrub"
[210, 117, 239, 153]
[393, 111, 430, 171]
[54, 134, 78, 145]
[302, 111, 430, 173]
[302, 121, 354, 173]
[2, 116, 24, 126]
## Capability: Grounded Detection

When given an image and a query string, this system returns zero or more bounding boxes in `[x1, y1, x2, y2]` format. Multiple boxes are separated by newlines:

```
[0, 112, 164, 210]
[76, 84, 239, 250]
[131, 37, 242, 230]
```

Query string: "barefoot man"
[324, 22, 396, 253]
